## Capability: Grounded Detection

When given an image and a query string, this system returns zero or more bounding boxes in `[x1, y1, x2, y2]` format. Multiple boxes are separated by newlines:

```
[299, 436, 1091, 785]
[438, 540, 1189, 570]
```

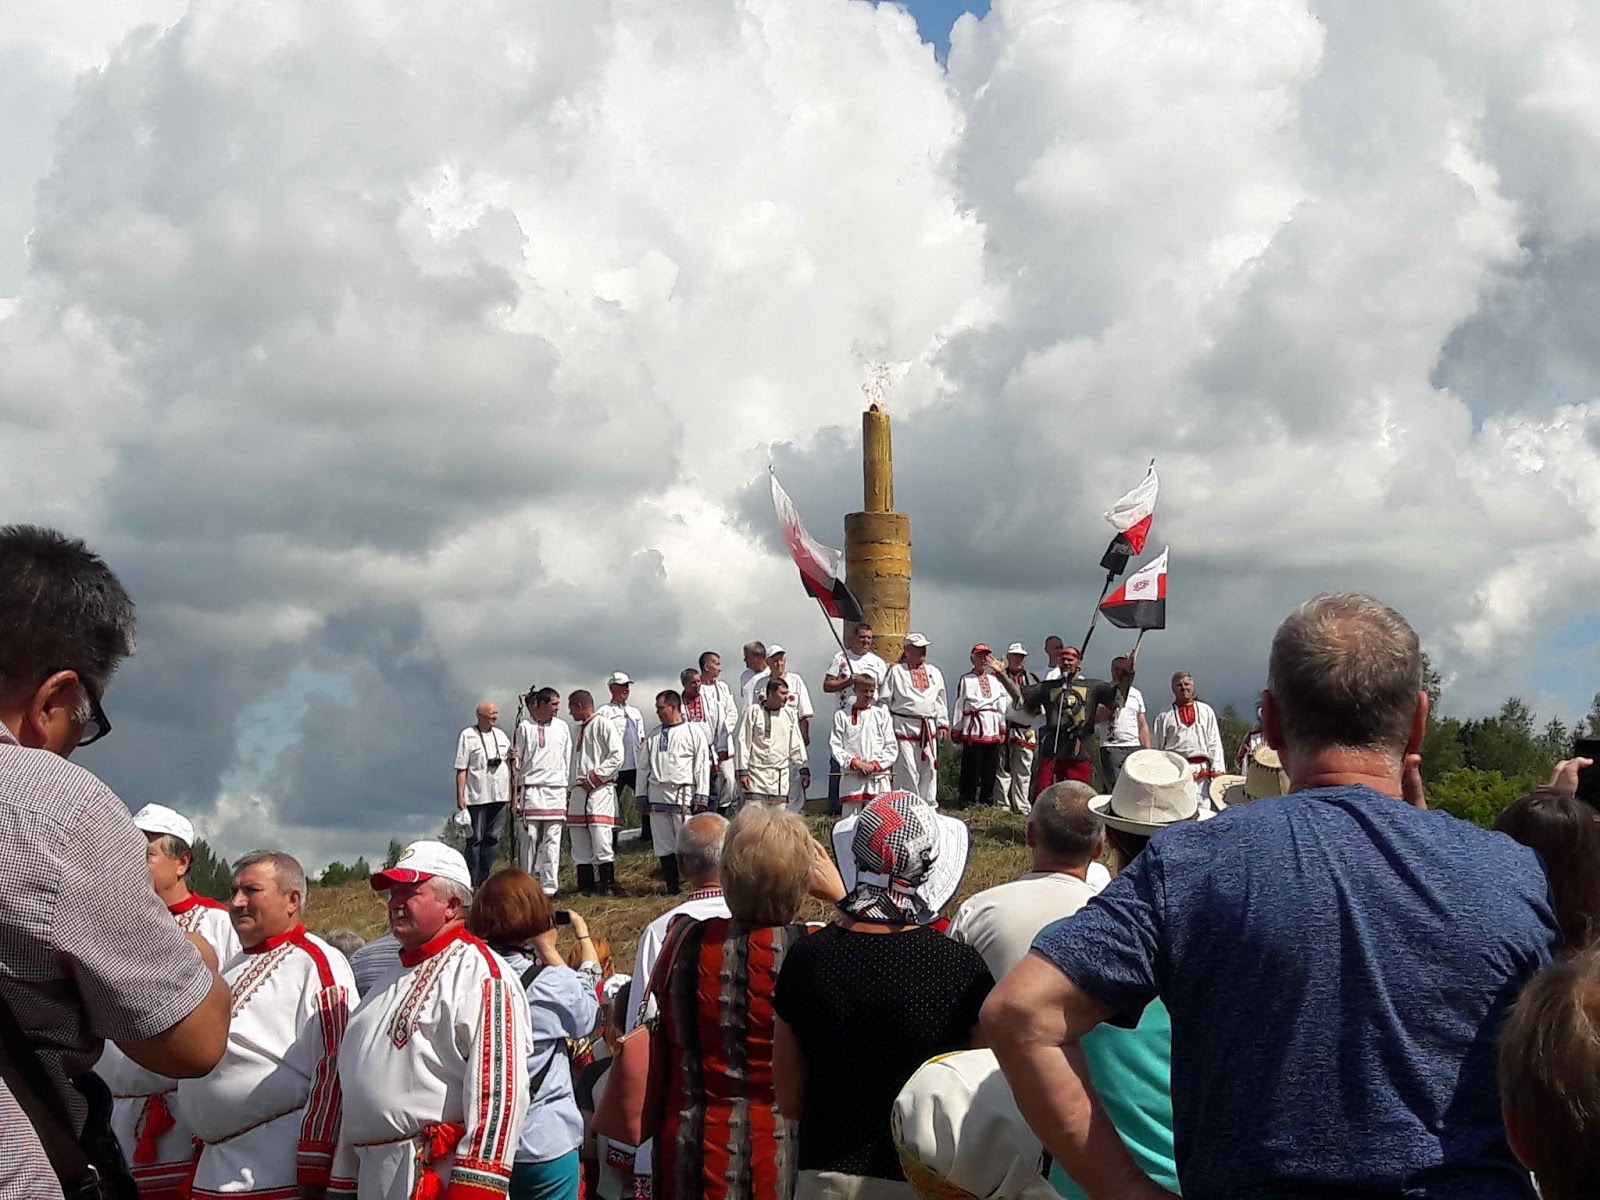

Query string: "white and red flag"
[1100, 547, 1168, 630]
[769, 470, 866, 624]
[1099, 465, 1159, 575]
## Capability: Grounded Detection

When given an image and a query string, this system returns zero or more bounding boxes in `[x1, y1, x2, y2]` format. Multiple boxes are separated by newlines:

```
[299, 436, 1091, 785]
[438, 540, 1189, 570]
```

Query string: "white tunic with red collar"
[513, 719, 572, 823]
[336, 925, 531, 1200]
[567, 715, 624, 826]
[880, 662, 949, 761]
[1151, 700, 1227, 776]
[99, 894, 242, 1200]
[829, 704, 896, 803]
[177, 925, 357, 1199]
[953, 671, 1012, 745]
[680, 690, 729, 760]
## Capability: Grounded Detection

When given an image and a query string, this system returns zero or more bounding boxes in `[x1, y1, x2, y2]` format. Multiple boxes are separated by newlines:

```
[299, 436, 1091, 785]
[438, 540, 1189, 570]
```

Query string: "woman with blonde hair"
[647, 804, 844, 1199]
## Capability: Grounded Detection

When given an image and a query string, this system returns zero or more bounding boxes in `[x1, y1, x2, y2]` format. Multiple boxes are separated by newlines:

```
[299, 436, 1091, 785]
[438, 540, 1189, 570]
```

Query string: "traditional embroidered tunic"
[100, 895, 242, 1200]
[680, 690, 729, 762]
[952, 671, 1012, 745]
[337, 924, 531, 1200]
[512, 719, 572, 823]
[880, 662, 948, 805]
[828, 703, 896, 810]
[568, 715, 624, 866]
[823, 649, 889, 710]
[643, 720, 712, 856]
[177, 926, 357, 1199]
[1152, 700, 1228, 794]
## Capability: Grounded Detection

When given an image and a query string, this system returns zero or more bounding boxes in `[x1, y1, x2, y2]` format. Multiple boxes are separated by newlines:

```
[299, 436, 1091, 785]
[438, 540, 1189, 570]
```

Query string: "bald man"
[454, 700, 512, 886]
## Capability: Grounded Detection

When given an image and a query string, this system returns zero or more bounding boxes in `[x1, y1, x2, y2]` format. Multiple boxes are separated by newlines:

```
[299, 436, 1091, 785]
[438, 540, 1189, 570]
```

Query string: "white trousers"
[519, 819, 565, 893]
[192, 1108, 300, 1197]
[994, 731, 1035, 814]
[352, 1141, 458, 1200]
[650, 809, 688, 857]
[717, 758, 740, 808]
[891, 739, 938, 807]
[570, 822, 615, 866]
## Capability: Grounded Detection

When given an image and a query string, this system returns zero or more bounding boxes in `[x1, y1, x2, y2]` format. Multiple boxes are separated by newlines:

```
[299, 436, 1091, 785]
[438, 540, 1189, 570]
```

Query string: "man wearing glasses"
[0, 524, 231, 1200]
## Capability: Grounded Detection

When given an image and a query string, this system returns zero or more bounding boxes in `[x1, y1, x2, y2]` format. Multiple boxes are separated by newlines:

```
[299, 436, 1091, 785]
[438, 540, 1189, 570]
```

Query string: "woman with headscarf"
[773, 791, 993, 1199]
[647, 805, 845, 1199]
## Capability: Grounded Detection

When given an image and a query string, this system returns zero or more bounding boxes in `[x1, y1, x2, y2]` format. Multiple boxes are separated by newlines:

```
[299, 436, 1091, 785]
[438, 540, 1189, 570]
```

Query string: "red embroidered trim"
[243, 924, 308, 955]
[228, 942, 295, 1016]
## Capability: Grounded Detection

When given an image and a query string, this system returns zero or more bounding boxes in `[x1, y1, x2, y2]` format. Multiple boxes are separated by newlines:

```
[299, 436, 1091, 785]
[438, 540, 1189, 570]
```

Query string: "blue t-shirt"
[1032, 785, 1557, 1199]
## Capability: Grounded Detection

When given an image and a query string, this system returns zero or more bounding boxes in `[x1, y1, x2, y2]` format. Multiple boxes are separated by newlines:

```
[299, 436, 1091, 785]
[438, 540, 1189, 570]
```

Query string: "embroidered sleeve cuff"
[446, 1158, 512, 1199]
[297, 1144, 334, 1187]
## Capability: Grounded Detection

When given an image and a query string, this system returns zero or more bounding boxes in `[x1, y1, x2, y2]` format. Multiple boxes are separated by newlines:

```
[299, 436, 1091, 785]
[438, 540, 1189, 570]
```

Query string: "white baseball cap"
[1006, 642, 1028, 656]
[903, 632, 930, 648]
[370, 840, 473, 892]
[132, 803, 194, 846]
[892, 1049, 1059, 1199]
[607, 672, 632, 686]
[766, 644, 786, 656]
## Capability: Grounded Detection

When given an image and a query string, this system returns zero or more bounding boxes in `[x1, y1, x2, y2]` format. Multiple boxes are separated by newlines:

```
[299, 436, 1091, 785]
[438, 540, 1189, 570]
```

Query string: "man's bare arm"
[983, 953, 1175, 1200]
[118, 968, 230, 1078]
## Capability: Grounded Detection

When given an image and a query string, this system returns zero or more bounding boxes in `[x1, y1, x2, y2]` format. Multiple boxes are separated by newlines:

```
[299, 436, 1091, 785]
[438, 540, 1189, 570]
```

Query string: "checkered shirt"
[0, 726, 215, 1200]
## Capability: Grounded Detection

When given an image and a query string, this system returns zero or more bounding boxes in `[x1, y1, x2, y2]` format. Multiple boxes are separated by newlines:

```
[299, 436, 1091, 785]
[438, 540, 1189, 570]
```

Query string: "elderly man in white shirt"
[1150, 669, 1227, 803]
[948, 782, 1111, 980]
[1094, 654, 1150, 789]
[822, 623, 889, 815]
[597, 672, 648, 842]
[737, 640, 769, 712]
[880, 632, 948, 807]
[455, 700, 513, 888]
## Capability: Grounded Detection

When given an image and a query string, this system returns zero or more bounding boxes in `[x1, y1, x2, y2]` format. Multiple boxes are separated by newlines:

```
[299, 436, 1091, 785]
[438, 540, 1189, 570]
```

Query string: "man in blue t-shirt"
[983, 593, 1559, 1200]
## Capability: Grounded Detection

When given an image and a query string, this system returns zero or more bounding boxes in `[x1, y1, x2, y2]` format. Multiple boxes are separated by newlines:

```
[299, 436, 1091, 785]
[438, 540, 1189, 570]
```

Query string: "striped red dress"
[652, 918, 811, 1199]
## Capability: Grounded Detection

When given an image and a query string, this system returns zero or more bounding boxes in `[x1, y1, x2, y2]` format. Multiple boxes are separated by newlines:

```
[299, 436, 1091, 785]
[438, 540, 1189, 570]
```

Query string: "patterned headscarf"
[839, 791, 941, 926]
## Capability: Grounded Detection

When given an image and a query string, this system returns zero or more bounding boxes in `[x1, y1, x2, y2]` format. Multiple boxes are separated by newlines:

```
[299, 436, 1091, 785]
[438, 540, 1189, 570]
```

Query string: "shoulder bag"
[591, 915, 693, 1146]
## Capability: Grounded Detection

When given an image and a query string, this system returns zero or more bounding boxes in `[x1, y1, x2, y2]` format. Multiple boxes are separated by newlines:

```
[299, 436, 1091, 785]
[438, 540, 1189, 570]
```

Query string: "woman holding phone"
[468, 869, 602, 1200]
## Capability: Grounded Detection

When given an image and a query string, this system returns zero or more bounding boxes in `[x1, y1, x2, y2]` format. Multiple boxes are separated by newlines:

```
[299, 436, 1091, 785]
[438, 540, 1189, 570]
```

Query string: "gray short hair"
[1268, 593, 1422, 756]
[0, 525, 137, 702]
[1029, 781, 1103, 863]
[677, 813, 729, 885]
[743, 640, 766, 657]
[323, 928, 366, 958]
[151, 833, 192, 863]
[429, 877, 473, 907]
[233, 850, 308, 902]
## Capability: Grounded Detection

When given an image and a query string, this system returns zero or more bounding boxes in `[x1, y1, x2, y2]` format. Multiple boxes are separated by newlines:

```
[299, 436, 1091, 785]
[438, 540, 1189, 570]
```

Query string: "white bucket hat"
[1215, 745, 1290, 809]
[132, 803, 194, 845]
[892, 1050, 1061, 1199]
[1089, 749, 1213, 835]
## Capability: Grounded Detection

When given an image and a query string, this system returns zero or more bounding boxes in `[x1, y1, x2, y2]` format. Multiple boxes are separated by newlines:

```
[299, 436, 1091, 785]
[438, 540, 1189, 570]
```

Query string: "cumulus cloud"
[3, 0, 1598, 867]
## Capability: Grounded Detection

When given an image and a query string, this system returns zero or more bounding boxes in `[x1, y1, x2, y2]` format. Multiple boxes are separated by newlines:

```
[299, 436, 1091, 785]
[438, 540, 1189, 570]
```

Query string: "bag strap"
[0, 985, 99, 1194]
[632, 914, 693, 1029]
[516, 961, 573, 1097]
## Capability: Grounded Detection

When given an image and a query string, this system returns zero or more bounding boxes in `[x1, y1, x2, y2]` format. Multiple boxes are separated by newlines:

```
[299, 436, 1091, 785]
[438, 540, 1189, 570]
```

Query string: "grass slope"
[306, 806, 1039, 970]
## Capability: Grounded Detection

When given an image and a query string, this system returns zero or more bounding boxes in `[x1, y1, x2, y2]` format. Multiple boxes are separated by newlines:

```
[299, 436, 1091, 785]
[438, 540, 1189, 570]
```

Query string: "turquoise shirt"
[1048, 998, 1178, 1198]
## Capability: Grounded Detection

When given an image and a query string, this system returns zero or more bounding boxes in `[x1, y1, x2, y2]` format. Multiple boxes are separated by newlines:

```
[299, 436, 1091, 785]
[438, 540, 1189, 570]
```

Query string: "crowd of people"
[452, 624, 1256, 900]
[5, 522, 1600, 1200]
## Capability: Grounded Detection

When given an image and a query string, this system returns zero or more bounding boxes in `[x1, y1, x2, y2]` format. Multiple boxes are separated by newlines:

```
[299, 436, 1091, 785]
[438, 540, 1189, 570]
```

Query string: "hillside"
[306, 806, 1039, 969]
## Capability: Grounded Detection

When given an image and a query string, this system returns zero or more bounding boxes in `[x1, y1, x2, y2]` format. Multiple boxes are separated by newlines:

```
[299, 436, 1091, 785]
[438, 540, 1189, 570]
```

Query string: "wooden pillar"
[845, 405, 911, 664]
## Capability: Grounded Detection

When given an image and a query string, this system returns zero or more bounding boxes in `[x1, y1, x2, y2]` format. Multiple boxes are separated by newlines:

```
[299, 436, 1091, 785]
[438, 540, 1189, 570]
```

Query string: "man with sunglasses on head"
[0, 525, 231, 1200]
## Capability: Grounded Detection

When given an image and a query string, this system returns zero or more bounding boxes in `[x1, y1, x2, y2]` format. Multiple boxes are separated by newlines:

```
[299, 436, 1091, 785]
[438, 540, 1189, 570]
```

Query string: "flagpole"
[814, 594, 850, 657]
[1131, 628, 1148, 657]
[1078, 569, 1117, 662]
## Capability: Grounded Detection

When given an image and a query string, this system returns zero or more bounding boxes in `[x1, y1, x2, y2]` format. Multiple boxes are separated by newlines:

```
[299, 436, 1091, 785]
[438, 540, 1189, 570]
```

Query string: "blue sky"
[901, 0, 988, 58]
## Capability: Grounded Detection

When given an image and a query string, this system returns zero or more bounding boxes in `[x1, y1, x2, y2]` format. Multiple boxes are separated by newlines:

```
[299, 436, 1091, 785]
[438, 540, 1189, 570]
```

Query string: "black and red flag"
[1099, 465, 1159, 576]
[1100, 547, 1168, 630]
[769, 470, 866, 624]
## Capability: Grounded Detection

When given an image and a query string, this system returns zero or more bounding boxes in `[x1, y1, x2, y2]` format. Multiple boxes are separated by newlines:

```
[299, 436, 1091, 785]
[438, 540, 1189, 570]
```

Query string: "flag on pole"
[1099, 465, 1159, 575]
[769, 471, 867, 624]
[1100, 547, 1168, 629]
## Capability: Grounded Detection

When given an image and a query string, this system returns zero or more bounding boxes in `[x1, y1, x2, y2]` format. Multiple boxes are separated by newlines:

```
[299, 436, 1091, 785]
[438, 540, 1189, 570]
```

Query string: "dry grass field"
[305, 805, 1046, 969]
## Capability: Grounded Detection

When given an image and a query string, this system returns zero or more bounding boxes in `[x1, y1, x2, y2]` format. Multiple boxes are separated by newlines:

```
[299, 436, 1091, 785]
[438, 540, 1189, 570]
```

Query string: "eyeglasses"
[76, 679, 112, 748]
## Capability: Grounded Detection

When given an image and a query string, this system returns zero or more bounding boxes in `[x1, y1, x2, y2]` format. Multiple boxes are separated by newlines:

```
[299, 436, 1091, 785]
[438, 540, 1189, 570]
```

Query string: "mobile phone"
[554, 909, 572, 926]
[1574, 739, 1600, 805]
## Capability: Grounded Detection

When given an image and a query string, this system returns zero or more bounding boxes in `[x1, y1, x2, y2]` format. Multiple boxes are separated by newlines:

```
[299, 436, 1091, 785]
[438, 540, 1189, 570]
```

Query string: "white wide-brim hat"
[1090, 749, 1214, 835]
[832, 803, 971, 916]
[892, 1050, 1060, 1200]
[1217, 744, 1290, 809]
[132, 803, 194, 845]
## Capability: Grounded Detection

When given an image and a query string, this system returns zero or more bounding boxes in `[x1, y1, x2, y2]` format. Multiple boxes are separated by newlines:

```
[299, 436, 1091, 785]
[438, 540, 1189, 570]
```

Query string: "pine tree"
[187, 838, 233, 901]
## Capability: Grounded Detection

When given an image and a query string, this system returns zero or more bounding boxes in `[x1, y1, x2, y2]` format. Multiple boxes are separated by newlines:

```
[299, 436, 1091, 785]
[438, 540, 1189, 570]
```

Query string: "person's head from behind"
[721, 805, 813, 925]
[1495, 788, 1600, 954]
[371, 840, 474, 949]
[604, 981, 632, 1052]
[466, 867, 553, 953]
[324, 928, 365, 959]
[743, 640, 767, 670]
[568, 935, 612, 978]
[229, 850, 306, 948]
[677, 812, 729, 889]
[0, 525, 135, 757]
[1027, 781, 1104, 874]
[1262, 593, 1425, 786]
[1498, 949, 1600, 1200]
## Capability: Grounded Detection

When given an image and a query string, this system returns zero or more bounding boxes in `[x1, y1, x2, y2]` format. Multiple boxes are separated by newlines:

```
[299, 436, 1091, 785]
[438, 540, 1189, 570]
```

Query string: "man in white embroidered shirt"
[1150, 670, 1227, 804]
[734, 677, 809, 807]
[178, 851, 357, 1200]
[567, 689, 624, 897]
[338, 841, 531, 1200]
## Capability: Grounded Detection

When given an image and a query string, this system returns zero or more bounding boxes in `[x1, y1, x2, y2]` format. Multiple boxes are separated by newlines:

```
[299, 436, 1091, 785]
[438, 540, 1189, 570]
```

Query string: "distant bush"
[1428, 769, 1542, 829]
